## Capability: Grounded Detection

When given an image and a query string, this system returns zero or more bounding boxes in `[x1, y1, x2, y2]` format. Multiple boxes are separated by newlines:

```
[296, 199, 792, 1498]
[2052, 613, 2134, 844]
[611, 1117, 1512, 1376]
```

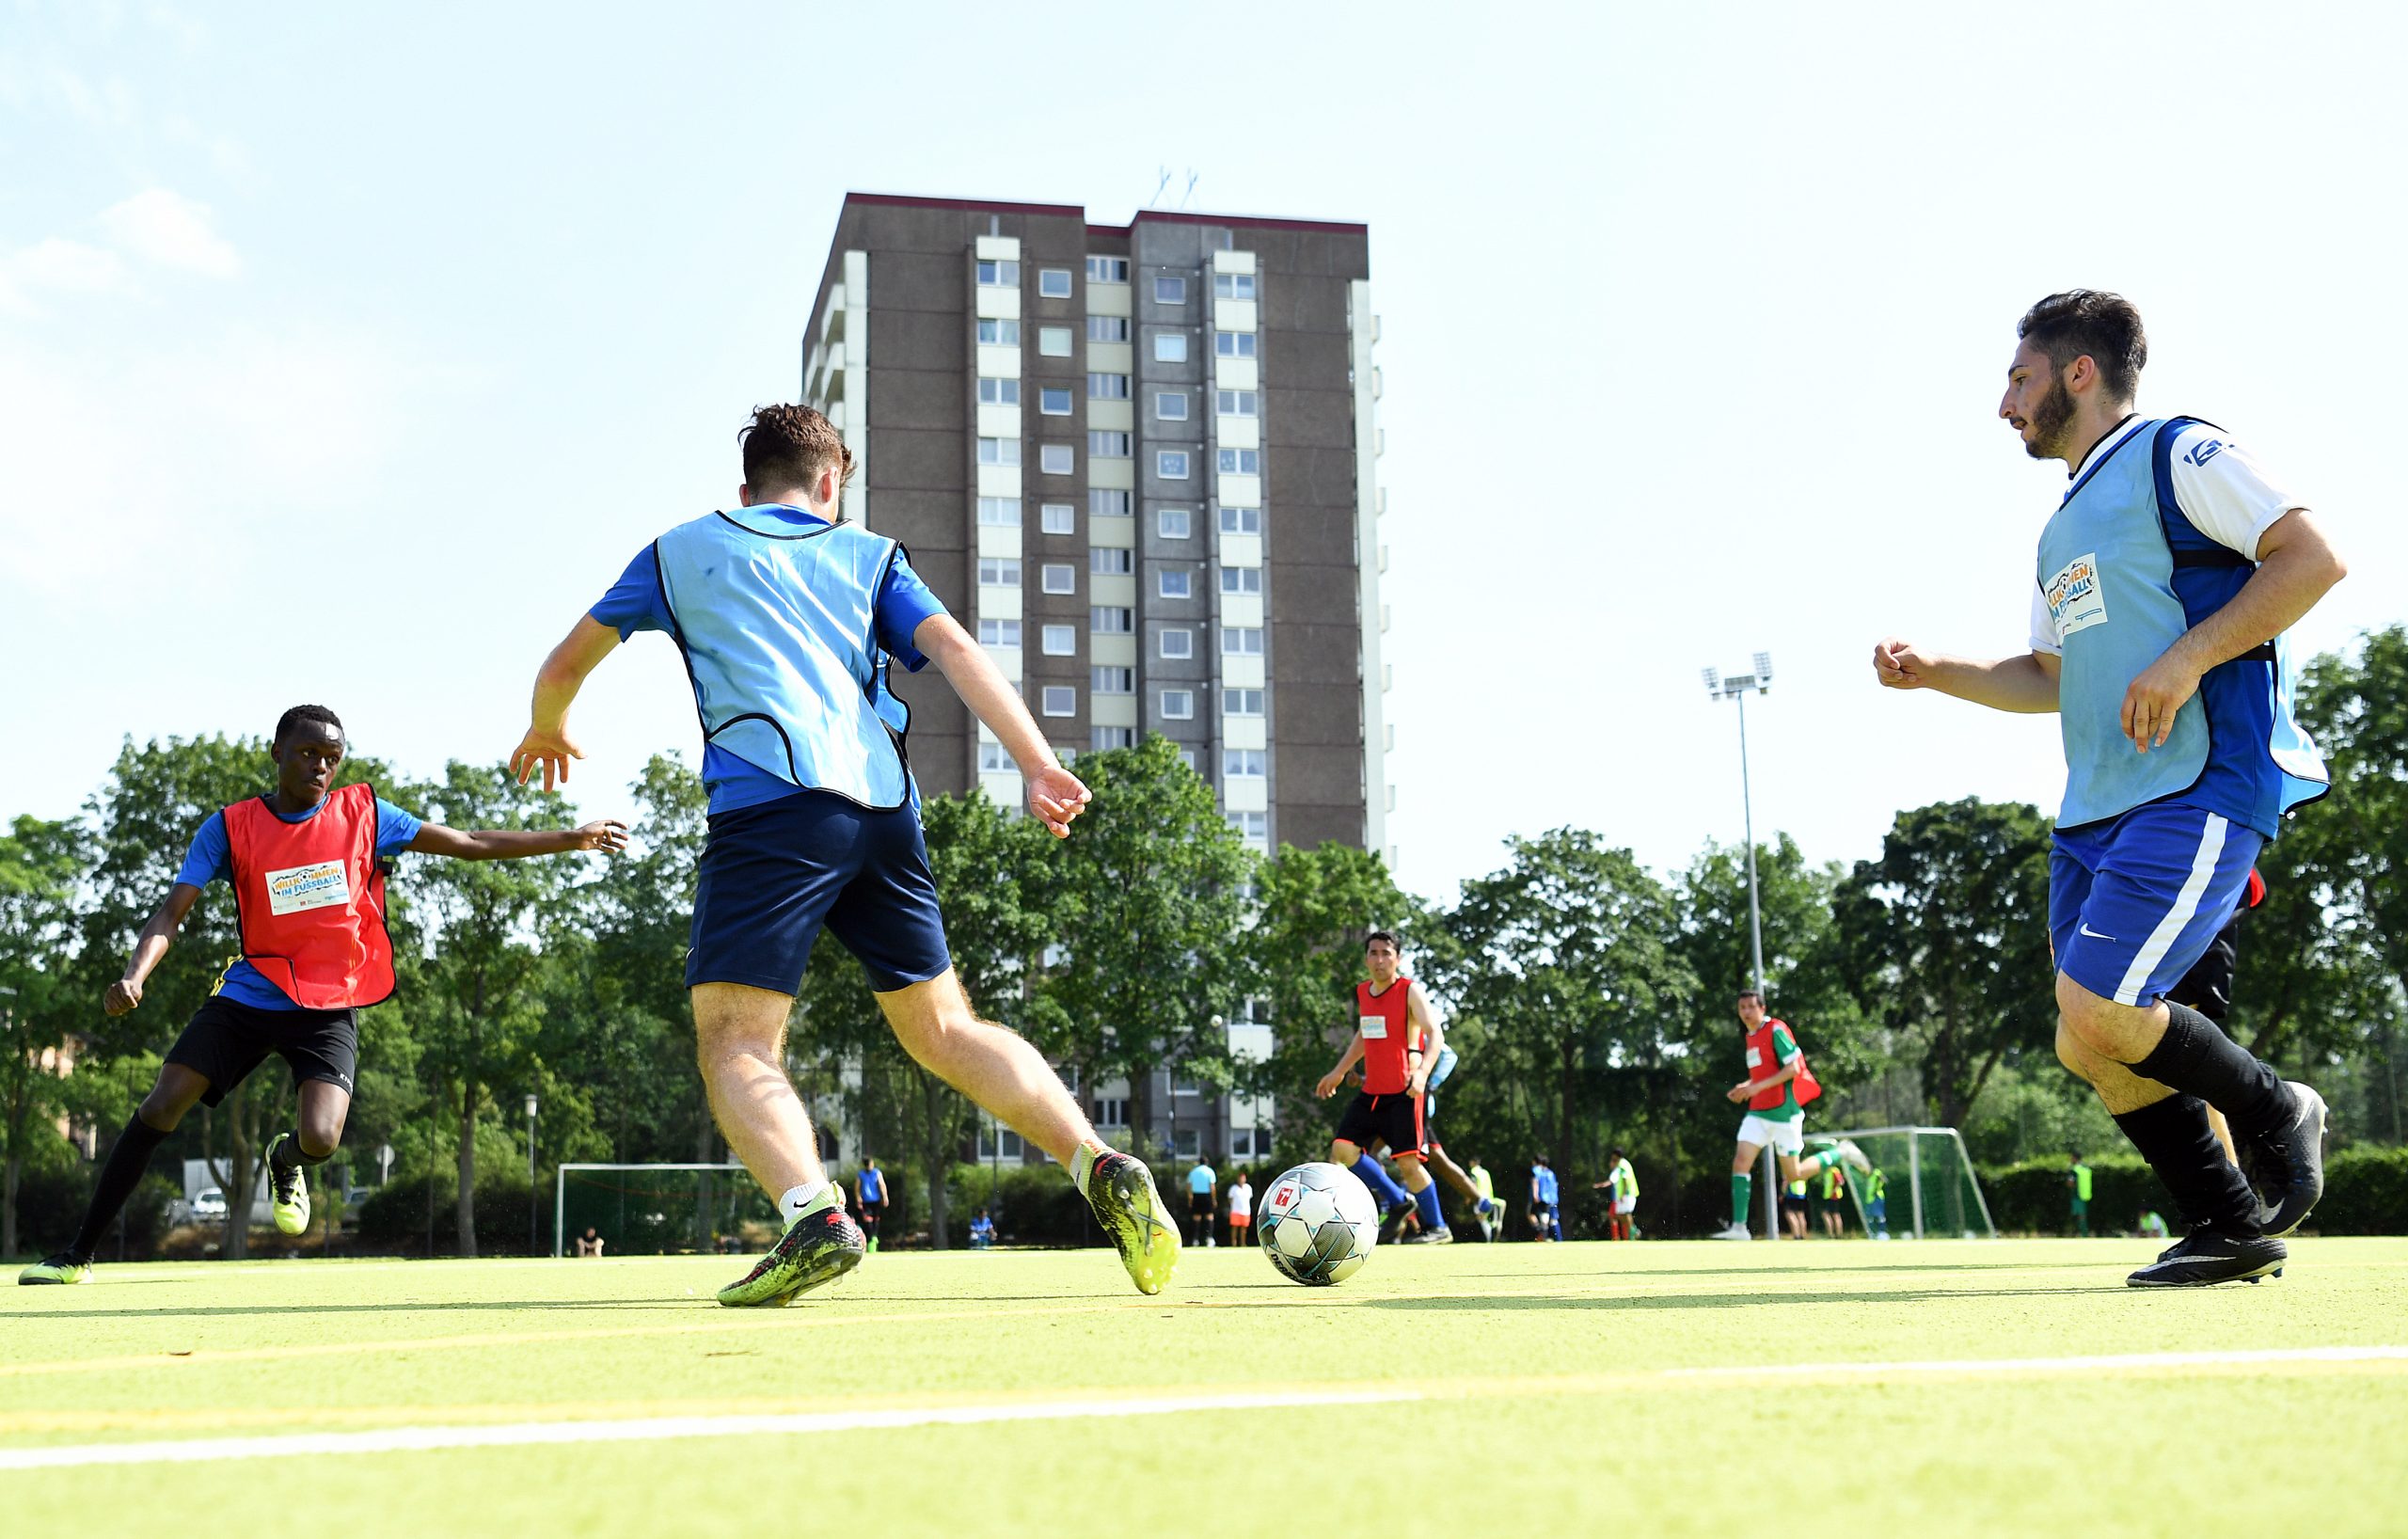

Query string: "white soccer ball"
[1257, 1161, 1379, 1286]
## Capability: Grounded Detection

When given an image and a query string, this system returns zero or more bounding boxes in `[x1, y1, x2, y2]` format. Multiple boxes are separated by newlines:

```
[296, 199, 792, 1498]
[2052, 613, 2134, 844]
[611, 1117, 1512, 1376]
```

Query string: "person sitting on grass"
[969, 1210, 995, 1249]
[577, 1228, 607, 1257]
[20, 705, 626, 1287]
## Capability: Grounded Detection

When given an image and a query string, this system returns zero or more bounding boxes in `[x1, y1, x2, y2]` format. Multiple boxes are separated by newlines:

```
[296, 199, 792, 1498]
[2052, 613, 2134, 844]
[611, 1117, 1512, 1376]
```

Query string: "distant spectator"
[1187, 1157, 1218, 1247]
[856, 1157, 888, 1254]
[1529, 1156, 1561, 1241]
[1469, 1157, 1498, 1242]
[2067, 1152, 2092, 1239]
[575, 1226, 606, 1258]
[1782, 1178, 1809, 1239]
[1820, 1164, 1847, 1238]
[1862, 1166, 1890, 1239]
[1227, 1169, 1253, 1247]
[969, 1209, 995, 1249]
[2137, 1208, 2169, 1241]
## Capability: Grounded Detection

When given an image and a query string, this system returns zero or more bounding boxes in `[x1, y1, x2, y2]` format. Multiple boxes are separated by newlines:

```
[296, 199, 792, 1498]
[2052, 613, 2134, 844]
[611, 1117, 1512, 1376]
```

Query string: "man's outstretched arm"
[1872, 638, 2061, 713]
[406, 820, 628, 861]
[512, 616, 623, 791]
[917, 612, 1092, 837]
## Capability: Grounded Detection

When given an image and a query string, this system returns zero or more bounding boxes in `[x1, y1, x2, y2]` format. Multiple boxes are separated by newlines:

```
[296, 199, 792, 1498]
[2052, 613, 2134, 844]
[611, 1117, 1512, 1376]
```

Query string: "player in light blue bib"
[1873, 291, 2344, 1288]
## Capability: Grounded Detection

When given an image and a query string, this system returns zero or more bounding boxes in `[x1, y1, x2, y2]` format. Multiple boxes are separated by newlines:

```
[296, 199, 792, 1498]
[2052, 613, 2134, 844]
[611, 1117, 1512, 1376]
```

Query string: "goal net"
[1818, 1126, 1996, 1240]
[551, 1163, 771, 1257]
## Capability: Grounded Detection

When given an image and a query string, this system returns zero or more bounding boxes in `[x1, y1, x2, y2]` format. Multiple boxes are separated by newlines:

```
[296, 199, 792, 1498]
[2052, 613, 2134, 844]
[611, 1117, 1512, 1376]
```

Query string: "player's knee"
[1330, 1139, 1360, 1165]
[2052, 1019, 2099, 1082]
[298, 1121, 343, 1161]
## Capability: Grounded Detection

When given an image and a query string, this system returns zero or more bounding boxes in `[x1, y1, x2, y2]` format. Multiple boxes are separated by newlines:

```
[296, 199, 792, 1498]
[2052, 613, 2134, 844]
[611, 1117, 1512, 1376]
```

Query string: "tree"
[1038, 738, 1254, 1152]
[1833, 799, 2055, 1129]
[1673, 833, 1879, 1090]
[0, 816, 88, 1258]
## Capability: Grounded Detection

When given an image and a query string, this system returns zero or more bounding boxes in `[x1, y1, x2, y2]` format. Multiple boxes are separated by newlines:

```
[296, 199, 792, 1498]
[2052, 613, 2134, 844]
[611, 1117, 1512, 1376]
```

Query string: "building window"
[1091, 1096, 1129, 1126]
[1215, 389, 1259, 417]
[1039, 501, 1075, 534]
[1038, 325, 1073, 357]
[977, 436, 1022, 467]
[1154, 275, 1188, 305]
[976, 497, 1020, 527]
[1221, 566, 1262, 595]
[1158, 507, 1192, 539]
[1085, 256, 1129, 284]
[1226, 749, 1267, 778]
[1157, 450, 1191, 480]
[1090, 547, 1133, 575]
[976, 619, 1022, 647]
[1159, 627, 1194, 660]
[1086, 316, 1130, 342]
[1224, 688, 1265, 717]
[1038, 386, 1072, 416]
[978, 741, 1014, 772]
[976, 1124, 1027, 1161]
[1153, 332, 1189, 363]
[1040, 563, 1076, 595]
[1040, 624, 1076, 656]
[1223, 626, 1264, 656]
[975, 259, 1019, 287]
[1229, 1126, 1258, 1159]
[1174, 1128, 1201, 1159]
[1091, 666, 1133, 694]
[1217, 448, 1260, 474]
[1040, 686, 1076, 718]
[977, 558, 1022, 587]
[1039, 443, 1074, 474]
[1092, 726, 1136, 751]
[1214, 331, 1258, 358]
[976, 319, 1020, 346]
[1090, 489, 1133, 518]
[1178, 748, 1198, 772]
[1038, 268, 1073, 298]
[1160, 689, 1195, 720]
[1087, 372, 1130, 400]
[978, 377, 1021, 406]
[1154, 390, 1189, 420]
[1213, 272, 1257, 300]
[1159, 569, 1193, 599]
[1220, 505, 1260, 535]
[1228, 811, 1267, 841]
[1090, 606, 1133, 633]
[1087, 430, 1132, 458]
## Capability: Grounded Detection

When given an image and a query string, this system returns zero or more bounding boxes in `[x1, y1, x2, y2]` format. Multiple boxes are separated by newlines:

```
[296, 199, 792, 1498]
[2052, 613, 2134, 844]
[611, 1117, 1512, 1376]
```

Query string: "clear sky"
[4, 4, 2400, 902]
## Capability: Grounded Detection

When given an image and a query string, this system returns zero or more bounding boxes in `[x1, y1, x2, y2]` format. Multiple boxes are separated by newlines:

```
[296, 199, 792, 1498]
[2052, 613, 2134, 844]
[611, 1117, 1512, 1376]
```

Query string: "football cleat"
[2240, 1082, 2328, 1239]
[716, 1200, 865, 1307]
[1378, 1198, 1416, 1243]
[1077, 1148, 1180, 1295]
[265, 1134, 311, 1236]
[1708, 1222, 1752, 1241]
[18, 1253, 92, 1286]
[2127, 1226, 2287, 1288]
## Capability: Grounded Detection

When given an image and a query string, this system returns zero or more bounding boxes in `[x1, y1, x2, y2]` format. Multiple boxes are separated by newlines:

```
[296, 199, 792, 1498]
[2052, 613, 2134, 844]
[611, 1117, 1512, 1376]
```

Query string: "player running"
[511, 403, 1179, 1304]
[21, 706, 626, 1286]
[1314, 930, 1447, 1244]
[1874, 290, 2341, 1286]
[1710, 991, 1866, 1241]
[854, 1157, 888, 1253]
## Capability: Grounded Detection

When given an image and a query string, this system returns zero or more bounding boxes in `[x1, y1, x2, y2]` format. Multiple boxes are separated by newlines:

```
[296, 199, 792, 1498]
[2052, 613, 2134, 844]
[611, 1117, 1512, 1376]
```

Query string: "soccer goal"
[1820, 1126, 1997, 1240]
[552, 1163, 763, 1258]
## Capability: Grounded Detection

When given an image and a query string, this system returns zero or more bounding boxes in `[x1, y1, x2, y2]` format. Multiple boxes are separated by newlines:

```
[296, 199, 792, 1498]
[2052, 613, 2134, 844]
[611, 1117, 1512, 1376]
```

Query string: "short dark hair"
[740, 404, 855, 499]
[1609, 1147, 1626, 1161]
[1365, 929, 1400, 950]
[2018, 290, 2147, 402]
[1736, 989, 1765, 1006]
[275, 704, 342, 743]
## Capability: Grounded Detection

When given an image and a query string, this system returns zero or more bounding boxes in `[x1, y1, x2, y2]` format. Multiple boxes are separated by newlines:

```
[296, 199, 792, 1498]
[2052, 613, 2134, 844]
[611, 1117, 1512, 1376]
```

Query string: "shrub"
[357, 1170, 541, 1255]
[2307, 1145, 2408, 1235]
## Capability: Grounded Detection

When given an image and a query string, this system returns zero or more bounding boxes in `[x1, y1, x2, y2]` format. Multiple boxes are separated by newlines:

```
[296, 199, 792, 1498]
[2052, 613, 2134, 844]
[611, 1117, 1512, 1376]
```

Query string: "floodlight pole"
[1703, 655, 1776, 1237]
[526, 1093, 539, 1256]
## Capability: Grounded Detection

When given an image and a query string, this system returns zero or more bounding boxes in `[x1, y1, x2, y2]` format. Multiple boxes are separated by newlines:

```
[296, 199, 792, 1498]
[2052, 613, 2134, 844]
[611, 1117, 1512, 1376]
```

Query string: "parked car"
[190, 1187, 228, 1223]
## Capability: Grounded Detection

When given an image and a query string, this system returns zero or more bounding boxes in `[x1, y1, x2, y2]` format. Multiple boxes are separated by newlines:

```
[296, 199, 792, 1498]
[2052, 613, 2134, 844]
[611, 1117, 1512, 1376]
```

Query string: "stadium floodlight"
[1700, 666, 1719, 694]
[1752, 652, 1774, 690]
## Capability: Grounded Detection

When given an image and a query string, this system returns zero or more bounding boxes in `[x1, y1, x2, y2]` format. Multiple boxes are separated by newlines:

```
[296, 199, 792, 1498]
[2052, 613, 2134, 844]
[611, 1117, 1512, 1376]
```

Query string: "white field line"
[1664, 1343, 2408, 1379]
[0, 1387, 1417, 1472]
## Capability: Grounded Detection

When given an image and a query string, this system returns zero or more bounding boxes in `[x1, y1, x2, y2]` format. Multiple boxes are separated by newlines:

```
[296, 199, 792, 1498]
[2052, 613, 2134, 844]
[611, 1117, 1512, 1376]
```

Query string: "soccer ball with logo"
[1258, 1161, 1380, 1286]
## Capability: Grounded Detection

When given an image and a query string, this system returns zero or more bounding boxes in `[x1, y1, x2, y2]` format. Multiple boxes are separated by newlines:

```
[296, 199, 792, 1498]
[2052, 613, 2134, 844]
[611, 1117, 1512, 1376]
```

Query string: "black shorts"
[166, 994, 358, 1106]
[1335, 1090, 1426, 1160]
[687, 790, 952, 995]
[858, 1198, 886, 1226]
[1190, 1192, 1215, 1218]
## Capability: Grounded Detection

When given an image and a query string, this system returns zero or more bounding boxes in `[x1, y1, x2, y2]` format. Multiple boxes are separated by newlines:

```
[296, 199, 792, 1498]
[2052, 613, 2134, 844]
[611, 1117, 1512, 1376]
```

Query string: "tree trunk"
[920, 1068, 951, 1251]
[455, 1083, 478, 1258]
[3, 1150, 19, 1260]
[205, 1085, 259, 1261]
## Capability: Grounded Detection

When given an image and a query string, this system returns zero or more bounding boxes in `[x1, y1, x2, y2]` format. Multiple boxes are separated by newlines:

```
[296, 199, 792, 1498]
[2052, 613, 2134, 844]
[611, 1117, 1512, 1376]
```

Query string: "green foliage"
[356, 1168, 541, 1255]
[2309, 1145, 2408, 1235]
[1977, 1155, 2166, 1235]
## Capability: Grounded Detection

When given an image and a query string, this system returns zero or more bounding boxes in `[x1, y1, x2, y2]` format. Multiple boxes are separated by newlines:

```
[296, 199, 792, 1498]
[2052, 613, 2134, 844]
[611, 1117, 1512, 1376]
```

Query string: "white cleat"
[1708, 1222, 1752, 1241]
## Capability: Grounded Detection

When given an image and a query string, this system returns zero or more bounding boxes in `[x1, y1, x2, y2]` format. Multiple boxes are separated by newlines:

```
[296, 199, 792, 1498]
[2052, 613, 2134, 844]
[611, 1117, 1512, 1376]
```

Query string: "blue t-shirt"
[590, 504, 951, 815]
[857, 1166, 886, 1203]
[1532, 1166, 1560, 1205]
[1188, 1165, 1217, 1195]
[176, 795, 424, 1011]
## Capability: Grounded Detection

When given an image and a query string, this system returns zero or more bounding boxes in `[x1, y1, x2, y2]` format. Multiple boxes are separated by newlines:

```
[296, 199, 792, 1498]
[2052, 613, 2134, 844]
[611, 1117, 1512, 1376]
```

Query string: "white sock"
[779, 1182, 832, 1225]
[1070, 1140, 1106, 1188]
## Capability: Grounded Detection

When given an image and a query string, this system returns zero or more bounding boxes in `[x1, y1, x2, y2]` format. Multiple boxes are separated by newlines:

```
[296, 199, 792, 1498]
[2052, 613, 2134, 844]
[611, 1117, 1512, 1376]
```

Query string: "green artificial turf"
[6, 1237, 2404, 1538]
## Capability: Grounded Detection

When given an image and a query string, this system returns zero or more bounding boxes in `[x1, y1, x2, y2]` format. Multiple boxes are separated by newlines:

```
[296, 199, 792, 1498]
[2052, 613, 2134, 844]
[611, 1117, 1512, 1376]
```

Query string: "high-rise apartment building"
[800, 193, 1390, 866]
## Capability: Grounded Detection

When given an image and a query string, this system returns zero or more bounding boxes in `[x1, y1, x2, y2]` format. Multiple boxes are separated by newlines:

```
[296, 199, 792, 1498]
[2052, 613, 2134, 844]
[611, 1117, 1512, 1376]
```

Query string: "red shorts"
[1228, 1213, 1250, 1230]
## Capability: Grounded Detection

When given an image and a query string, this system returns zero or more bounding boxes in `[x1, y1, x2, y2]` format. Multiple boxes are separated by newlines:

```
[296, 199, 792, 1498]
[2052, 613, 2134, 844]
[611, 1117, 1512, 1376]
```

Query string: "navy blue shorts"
[2051, 800, 2262, 1007]
[687, 789, 952, 994]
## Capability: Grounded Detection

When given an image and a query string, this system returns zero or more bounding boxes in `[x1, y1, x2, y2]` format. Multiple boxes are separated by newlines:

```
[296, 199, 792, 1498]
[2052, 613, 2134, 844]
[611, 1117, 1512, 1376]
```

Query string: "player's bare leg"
[881, 969, 1176, 1293]
[1332, 1136, 1416, 1241]
[697, 983, 863, 1306]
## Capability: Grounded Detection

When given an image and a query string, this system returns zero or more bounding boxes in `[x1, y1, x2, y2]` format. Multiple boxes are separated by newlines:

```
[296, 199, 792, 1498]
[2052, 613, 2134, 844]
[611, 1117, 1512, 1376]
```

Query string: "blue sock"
[1353, 1155, 1408, 1207]
[1416, 1182, 1445, 1231]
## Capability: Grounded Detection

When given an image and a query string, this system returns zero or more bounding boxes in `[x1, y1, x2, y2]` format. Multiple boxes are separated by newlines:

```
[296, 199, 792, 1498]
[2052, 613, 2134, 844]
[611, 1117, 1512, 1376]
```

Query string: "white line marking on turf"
[1664, 1344, 2408, 1380]
[0, 1388, 1418, 1472]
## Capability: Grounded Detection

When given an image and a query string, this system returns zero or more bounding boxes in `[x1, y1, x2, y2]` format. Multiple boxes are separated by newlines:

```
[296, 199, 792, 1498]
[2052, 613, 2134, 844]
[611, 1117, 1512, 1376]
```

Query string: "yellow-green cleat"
[18, 1252, 92, 1285]
[716, 1192, 865, 1307]
[265, 1134, 310, 1236]
[1076, 1146, 1180, 1295]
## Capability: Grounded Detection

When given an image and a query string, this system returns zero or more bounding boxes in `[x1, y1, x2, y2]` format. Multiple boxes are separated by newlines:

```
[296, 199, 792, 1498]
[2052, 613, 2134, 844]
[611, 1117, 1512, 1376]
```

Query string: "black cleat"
[1378, 1198, 1415, 1244]
[2127, 1225, 2288, 1288]
[2239, 1081, 2328, 1238]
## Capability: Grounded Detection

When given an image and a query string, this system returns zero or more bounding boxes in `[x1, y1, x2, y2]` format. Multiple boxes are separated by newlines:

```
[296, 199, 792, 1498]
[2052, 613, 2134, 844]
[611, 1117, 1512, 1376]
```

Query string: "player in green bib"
[1712, 991, 1867, 1240]
[2068, 1153, 2095, 1237]
[1592, 1148, 1640, 1240]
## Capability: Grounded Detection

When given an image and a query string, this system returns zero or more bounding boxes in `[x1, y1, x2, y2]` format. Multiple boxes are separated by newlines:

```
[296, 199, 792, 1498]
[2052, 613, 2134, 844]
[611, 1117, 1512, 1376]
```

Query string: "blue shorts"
[686, 789, 952, 994]
[2051, 800, 2262, 1008]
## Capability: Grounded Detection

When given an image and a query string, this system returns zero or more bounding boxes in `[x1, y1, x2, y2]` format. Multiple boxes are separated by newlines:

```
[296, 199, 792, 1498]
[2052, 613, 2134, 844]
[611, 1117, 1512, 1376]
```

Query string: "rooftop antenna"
[1149, 167, 1171, 207]
[1178, 169, 1199, 209]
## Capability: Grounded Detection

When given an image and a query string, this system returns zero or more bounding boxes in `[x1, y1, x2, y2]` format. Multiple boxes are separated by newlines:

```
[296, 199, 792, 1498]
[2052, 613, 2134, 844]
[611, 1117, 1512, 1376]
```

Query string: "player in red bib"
[20, 706, 626, 1286]
[1710, 990, 1868, 1241]
[1315, 929, 1449, 1242]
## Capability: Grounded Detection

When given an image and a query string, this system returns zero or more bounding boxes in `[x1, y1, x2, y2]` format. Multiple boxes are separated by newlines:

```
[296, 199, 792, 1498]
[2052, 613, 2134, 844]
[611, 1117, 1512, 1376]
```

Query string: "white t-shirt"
[2028, 419, 2306, 655]
[1227, 1181, 1252, 1219]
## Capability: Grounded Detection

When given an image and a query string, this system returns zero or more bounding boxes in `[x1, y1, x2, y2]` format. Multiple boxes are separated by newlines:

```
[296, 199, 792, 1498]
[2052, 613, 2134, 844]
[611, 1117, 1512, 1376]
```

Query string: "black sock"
[270, 1132, 330, 1173]
[2114, 1095, 2258, 1232]
[2131, 1002, 2290, 1136]
[69, 1112, 173, 1261]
